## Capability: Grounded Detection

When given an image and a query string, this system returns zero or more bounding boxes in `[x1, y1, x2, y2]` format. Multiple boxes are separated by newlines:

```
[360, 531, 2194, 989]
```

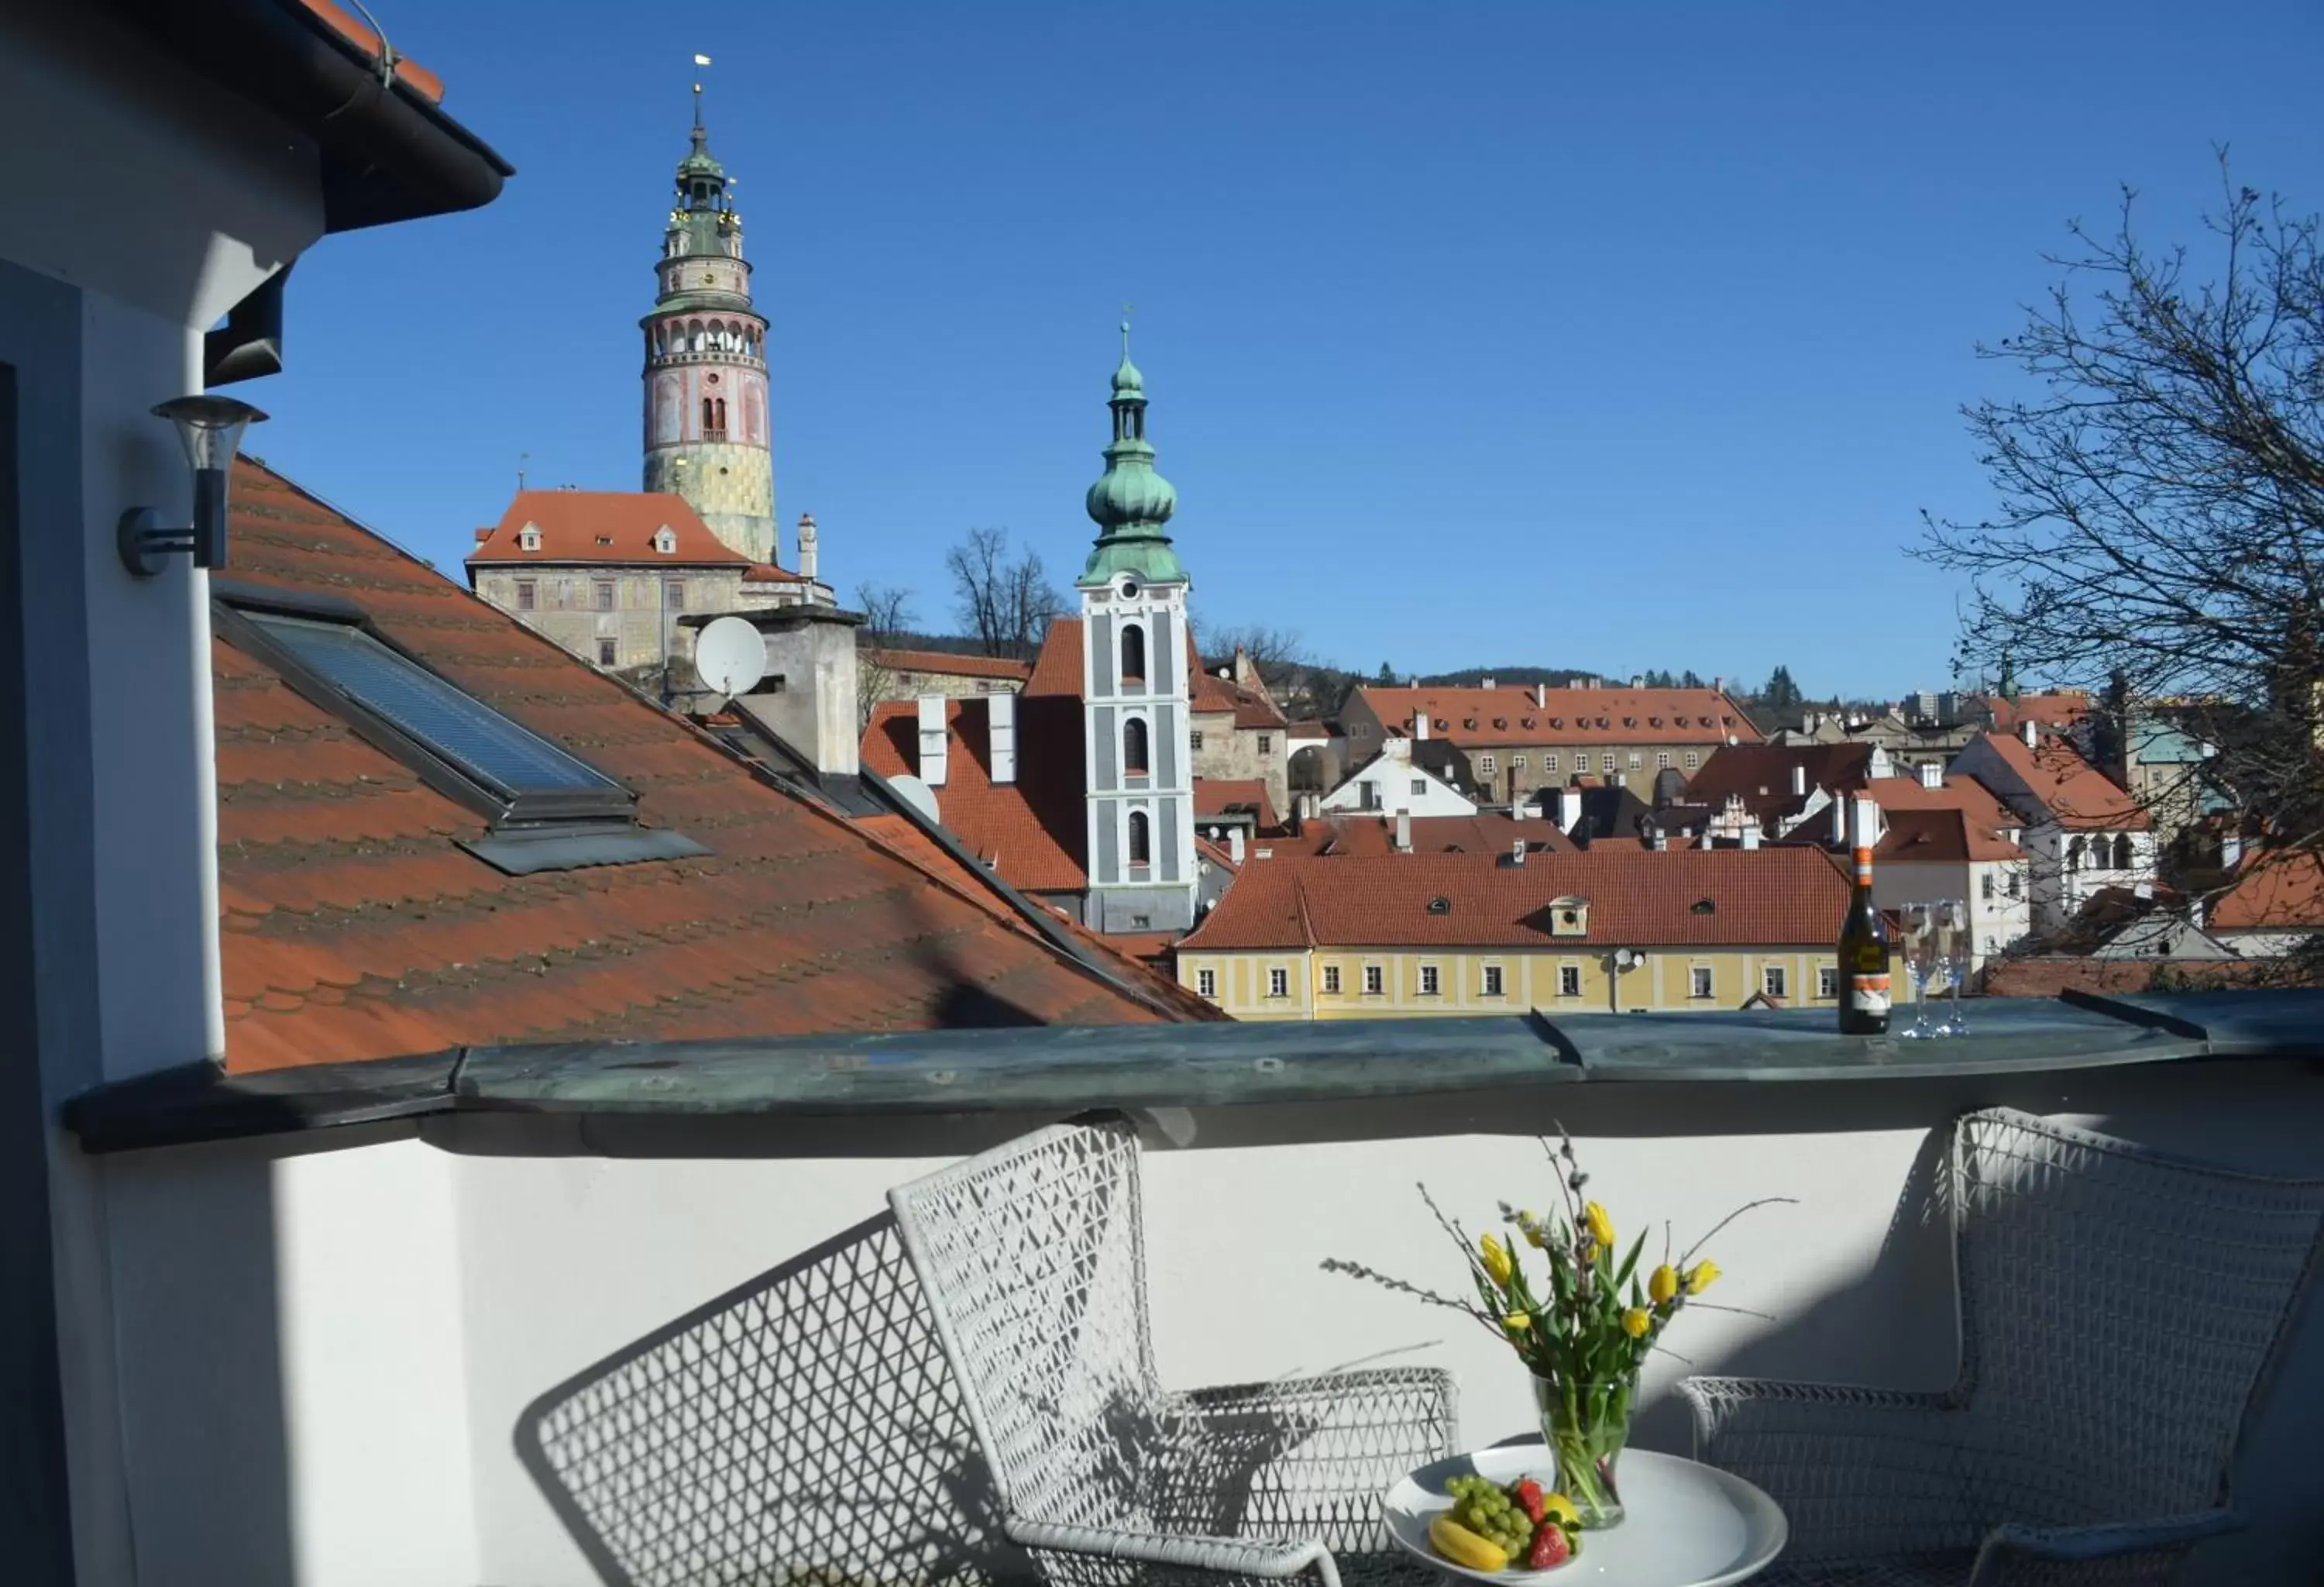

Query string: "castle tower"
[1078, 323, 1198, 933]
[640, 84, 779, 566]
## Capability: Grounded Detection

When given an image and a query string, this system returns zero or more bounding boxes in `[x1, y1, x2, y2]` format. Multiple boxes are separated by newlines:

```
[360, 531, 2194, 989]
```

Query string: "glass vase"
[1532, 1373, 1635, 1529]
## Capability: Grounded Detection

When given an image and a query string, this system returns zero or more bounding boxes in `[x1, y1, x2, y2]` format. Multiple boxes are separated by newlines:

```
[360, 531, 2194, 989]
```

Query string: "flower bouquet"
[1329, 1132, 1780, 1530]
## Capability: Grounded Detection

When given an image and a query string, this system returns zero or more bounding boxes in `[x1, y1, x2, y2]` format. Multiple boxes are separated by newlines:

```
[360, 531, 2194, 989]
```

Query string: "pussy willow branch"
[1680, 1196, 1799, 1265]
[1318, 1258, 1505, 1341]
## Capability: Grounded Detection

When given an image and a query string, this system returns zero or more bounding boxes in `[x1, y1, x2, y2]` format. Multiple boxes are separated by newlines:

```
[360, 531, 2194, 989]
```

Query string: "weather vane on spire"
[1120, 301, 1135, 356]
[692, 52, 711, 130]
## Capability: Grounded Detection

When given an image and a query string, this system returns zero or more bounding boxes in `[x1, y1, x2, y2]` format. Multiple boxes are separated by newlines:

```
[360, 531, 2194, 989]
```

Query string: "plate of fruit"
[1384, 1461, 1582, 1580]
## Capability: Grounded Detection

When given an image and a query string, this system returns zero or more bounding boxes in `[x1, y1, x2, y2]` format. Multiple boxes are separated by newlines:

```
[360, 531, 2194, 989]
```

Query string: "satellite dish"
[693, 615, 765, 699]
[889, 773, 940, 825]
[1613, 948, 1638, 970]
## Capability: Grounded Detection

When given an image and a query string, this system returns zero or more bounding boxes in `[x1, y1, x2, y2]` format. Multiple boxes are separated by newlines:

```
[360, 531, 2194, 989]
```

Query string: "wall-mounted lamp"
[117, 395, 268, 577]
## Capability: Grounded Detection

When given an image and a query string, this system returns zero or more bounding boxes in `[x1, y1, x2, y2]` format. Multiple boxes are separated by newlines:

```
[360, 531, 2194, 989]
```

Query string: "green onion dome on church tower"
[1079, 322, 1186, 588]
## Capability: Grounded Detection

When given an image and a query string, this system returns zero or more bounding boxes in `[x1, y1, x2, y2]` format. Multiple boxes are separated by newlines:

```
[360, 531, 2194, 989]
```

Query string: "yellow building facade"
[1177, 944, 1848, 1021]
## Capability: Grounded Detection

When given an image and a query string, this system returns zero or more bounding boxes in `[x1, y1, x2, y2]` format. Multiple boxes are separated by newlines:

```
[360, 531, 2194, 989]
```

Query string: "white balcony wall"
[81, 1059, 2324, 1587]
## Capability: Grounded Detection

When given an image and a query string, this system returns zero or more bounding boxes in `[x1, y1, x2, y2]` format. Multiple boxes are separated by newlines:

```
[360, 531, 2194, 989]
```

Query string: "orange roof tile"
[860, 696, 1088, 892]
[466, 489, 755, 569]
[865, 648, 1033, 682]
[1360, 684, 1762, 749]
[1024, 618, 1086, 697]
[2210, 850, 2324, 932]
[1181, 847, 1847, 952]
[1873, 807, 2026, 866]
[1985, 692, 2090, 733]
[299, 0, 446, 102]
[215, 460, 1173, 1071]
[1972, 731, 2150, 831]
[1191, 666, 1288, 730]
[1305, 813, 1579, 858]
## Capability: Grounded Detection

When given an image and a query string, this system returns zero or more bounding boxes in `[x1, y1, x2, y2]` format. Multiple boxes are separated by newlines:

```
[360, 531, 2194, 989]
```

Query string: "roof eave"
[100, 0, 514, 233]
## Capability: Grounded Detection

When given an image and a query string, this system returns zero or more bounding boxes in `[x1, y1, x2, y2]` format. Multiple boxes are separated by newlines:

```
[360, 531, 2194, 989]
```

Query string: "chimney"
[916, 694, 948, 787]
[2021, 718, 2039, 749]
[731, 605, 865, 778]
[796, 512, 819, 580]
[1481, 675, 1496, 690]
[1394, 809, 1412, 852]
[1741, 826, 1760, 851]
[1533, 683, 1549, 708]
[1229, 828, 1246, 866]
[1831, 797, 1848, 846]
[1713, 675, 1724, 693]
[987, 692, 1016, 784]
[1297, 790, 1318, 824]
[2222, 830, 2243, 870]
[1630, 674, 1643, 689]
[1556, 785, 1583, 833]
[1650, 826, 1668, 852]
[1510, 840, 1526, 866]
[1790, 765, 1807, 797]
[1849, 796, 1880, 852]
[1510, 798, 1527, 821]
[1412, 711, 1429, 742]
[1918, 760, 1942, 790]
[473, 527, 493, 544]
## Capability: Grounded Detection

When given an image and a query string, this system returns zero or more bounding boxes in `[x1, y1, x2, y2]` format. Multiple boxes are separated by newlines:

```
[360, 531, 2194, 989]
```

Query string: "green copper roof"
[1080, 322, 1184, 588]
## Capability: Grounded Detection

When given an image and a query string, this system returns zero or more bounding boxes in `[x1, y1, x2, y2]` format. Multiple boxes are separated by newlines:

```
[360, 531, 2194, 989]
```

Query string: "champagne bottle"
[1837, 797, 1892, 1034]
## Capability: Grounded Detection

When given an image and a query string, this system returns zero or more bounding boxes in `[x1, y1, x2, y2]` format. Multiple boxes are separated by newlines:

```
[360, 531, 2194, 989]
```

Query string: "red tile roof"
[1180, 847, 1848, 951]
[1194, 779, 1282, 831]
[859, 696, 1089, 892]
[1192, 666, 1289, 730]
[742, 565, 813, 584]
[1024, 618, 1086, 697]
[1858, 774, 2020, 829]
[300, 0, 446, 102]
[1985, 692, 2090, 733]
[1304, 813, 1580, 858]
[467, 490, 756, 569]
[214, 460, 1171, 1071]
[1686, 743, 1878, 824]
[1358, 685, 1762, 749]
[865, 648, 1033, 683]
[2210, 850, 2324, 932]
[1972, 731, 2150, 831]
[1874, 807, 2026, 866]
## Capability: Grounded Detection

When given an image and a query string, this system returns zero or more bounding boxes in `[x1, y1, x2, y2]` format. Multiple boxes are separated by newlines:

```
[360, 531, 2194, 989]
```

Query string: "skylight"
[243, 610, 623, 807]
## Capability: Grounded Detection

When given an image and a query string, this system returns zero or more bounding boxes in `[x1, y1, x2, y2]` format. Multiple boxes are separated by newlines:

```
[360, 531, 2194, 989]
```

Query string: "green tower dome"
[1079, 322, 1186, 588]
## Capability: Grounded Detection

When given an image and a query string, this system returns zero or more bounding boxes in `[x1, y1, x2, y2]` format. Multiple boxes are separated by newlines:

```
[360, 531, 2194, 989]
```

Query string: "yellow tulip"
[1584, 1201, 1616, 1249]
[1480, 1234, 1513, 1289]
[1621, 1306, 1651, 1338]
[1687, 1260, 1721, 1296]
[1649, 1264, 1679, 1306]
[1502, 1312, 1532, 1334]
[1519, 1213, 1546, 1249]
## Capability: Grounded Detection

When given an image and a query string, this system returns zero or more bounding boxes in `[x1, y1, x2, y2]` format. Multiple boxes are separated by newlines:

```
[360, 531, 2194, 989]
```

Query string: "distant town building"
[1176, 848, 1867, 1019]
[1318, 726, 1480, 819]
[1190, 659, 1291, 818]
[469, 96, 830, 682]
[1951, 727, 2155, 934]
[1341, 680, 1762, 804]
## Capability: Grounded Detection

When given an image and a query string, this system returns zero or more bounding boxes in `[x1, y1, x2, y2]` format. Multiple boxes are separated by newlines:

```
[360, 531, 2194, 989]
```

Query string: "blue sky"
[253, 0, 2324, 699]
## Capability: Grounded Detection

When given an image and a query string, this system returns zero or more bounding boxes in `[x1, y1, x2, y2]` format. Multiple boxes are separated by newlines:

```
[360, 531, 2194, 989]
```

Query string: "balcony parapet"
[60, 990, 2324, 1154]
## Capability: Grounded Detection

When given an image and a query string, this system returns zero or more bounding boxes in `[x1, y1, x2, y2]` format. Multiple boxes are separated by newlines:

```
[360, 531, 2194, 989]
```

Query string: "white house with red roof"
[1951, 726, 2157, 934]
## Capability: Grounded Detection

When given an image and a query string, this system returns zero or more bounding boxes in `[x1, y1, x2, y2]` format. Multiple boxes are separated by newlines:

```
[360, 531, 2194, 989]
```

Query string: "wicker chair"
[889, 1116, 1457, 1587]
[1680, 1107, 2324, 1587]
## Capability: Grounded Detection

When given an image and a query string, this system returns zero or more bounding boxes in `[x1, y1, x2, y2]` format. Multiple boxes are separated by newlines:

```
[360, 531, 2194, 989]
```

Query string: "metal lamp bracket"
[118, 508, 205, 577]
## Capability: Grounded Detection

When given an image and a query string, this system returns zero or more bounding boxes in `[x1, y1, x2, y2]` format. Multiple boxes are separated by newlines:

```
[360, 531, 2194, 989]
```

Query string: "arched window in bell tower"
[1123, 716, 1150, 776]
[1120, 621, 1147, 683]
[1127, 811, 1151, 868]
[701, 396, 715, 432]
[713, 397, 727, 432]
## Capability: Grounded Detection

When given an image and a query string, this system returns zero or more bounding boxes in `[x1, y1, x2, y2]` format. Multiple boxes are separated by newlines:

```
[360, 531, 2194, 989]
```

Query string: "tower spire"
[1080, 318, 1181, 588]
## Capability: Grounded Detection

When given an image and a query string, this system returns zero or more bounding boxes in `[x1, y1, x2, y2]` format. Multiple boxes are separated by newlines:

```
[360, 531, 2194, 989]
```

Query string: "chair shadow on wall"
[516, 1210, 1031, 1587]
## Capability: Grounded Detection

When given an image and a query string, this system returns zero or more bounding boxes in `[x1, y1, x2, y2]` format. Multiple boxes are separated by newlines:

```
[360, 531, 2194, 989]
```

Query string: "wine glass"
[1934, 900, 1969, 1036]
[1899, 904, 1934, 1038]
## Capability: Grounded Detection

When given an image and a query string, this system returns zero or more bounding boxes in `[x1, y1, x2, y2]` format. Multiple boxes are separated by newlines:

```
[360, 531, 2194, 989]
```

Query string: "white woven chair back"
[1952, 1109, 2324, 1526]
[892, 1117, 1164, 1528]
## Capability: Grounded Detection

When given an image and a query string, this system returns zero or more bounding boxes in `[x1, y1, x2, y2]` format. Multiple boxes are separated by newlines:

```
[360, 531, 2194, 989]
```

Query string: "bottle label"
[1849, 973, 1892, 1015]
[1853, 845, 1874, 884]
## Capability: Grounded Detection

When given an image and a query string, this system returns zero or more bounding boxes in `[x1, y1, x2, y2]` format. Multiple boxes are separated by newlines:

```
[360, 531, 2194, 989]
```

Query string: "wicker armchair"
[889, 1116, 1456, 1587]
[1680, 1107, 2324, 1587]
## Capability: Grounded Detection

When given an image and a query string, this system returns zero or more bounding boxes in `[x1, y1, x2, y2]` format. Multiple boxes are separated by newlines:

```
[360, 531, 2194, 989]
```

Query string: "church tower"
[1078, 325, 1198, 933]
[640, 86, 779, 566]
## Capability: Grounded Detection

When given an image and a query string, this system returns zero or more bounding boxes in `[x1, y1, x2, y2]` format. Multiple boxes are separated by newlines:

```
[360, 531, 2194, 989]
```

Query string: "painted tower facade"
[640, 95, 779, 566]
[1078, 327, 1199, 933]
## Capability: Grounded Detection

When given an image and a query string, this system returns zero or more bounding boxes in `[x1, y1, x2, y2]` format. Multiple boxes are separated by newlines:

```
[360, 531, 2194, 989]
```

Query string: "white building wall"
[1319, 743, 1478, 818]
[1875, 858, 2032, 966]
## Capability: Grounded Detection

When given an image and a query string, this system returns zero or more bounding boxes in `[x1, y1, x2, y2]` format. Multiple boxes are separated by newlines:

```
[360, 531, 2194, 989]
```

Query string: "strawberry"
[1526, 1520, 1571, 1570]
[1511, 1479, 1546, 1525]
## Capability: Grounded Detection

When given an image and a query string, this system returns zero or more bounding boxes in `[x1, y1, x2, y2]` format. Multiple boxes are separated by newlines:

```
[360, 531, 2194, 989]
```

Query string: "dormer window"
[653, 527, 678, 555]
[595, 535, 614, 546]
[1426, 897, 1451, 915]
[1549, 896, 1590, 937]
[517, 524, 541, 553]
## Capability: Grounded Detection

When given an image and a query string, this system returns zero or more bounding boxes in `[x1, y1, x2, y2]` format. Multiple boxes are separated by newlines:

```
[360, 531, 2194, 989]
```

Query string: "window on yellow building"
[1559, 964, 1581, 997]
[1197, 968, 1216, 999]
[1817, 966, 1838, 999]
[1419, 965, 1441, 996]
[1482, 964, 1504, 996]
[1322, 964, 1342, 994]
[1690, 966, 1714, 998]
[1267, 967, 1289, 998]
[1764, 966, 1787, 1000]
[1363, 964, 1385, 995]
